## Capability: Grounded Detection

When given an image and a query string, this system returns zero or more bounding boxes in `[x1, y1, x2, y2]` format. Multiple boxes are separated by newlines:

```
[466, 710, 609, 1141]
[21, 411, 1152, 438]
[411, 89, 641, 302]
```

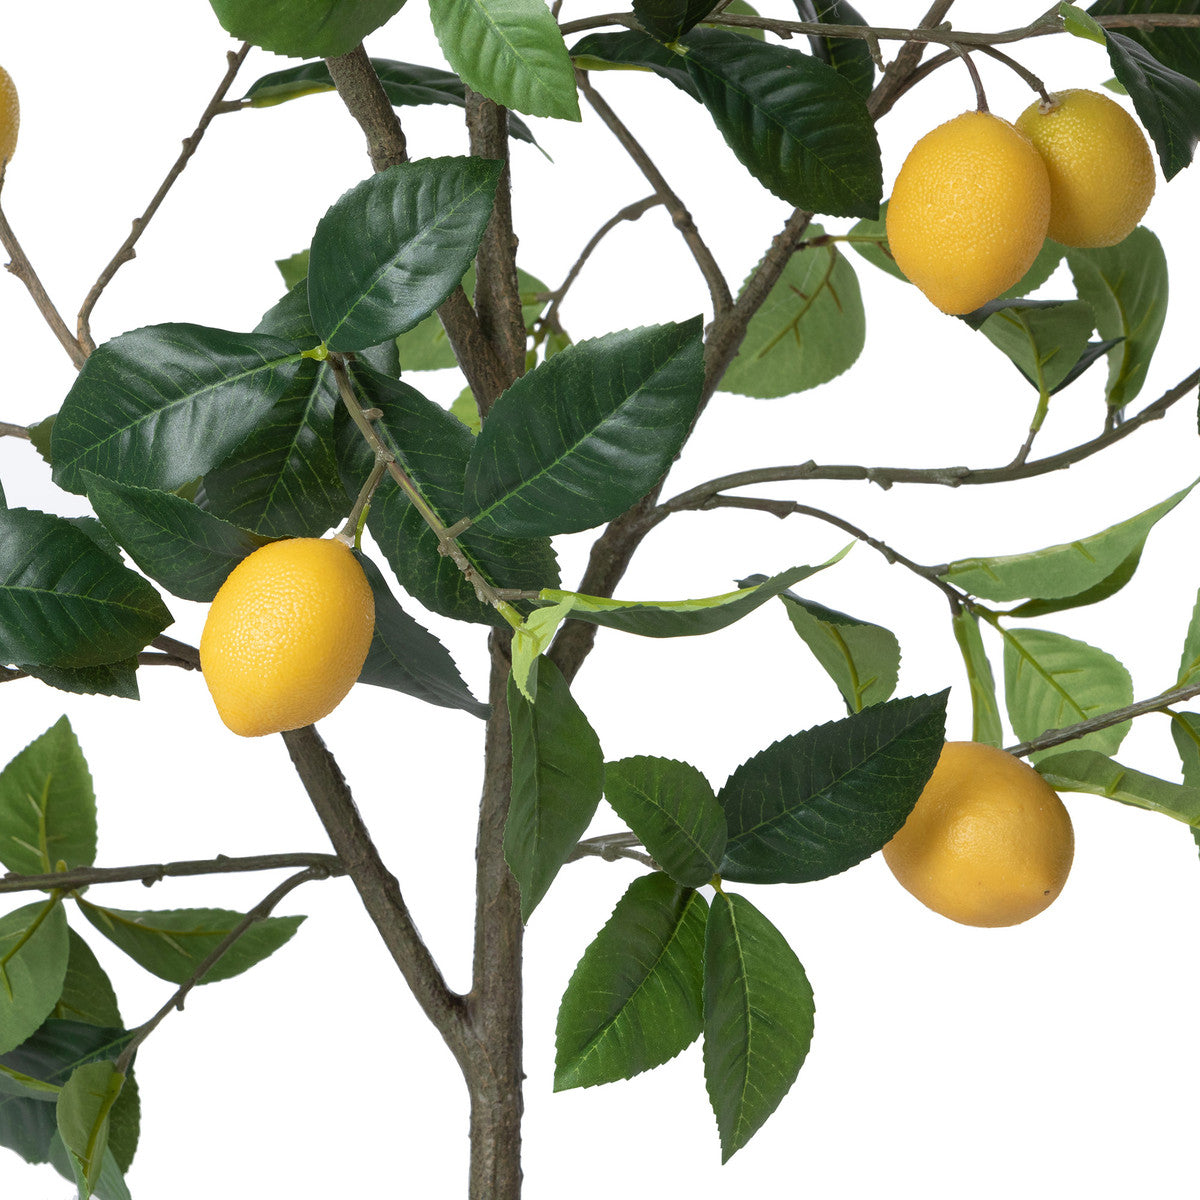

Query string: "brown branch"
[76, 43, 251, 353]
[868, 0, 957, 121]
[0, 420, 29, 439]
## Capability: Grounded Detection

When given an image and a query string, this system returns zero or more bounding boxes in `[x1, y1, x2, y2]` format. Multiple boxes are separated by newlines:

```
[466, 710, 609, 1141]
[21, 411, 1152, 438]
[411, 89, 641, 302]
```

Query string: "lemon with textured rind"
[0, 66, 18, 166]
[882, 741, 1074, 928]
[1016, 88, 1155, 248]
[886, 111, 1051, 315]
[200, 537, 375, 737]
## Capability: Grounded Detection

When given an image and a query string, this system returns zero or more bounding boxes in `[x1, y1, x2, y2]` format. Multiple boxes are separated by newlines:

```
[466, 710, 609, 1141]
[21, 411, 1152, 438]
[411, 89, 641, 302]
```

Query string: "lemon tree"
[1, 2, 1199, 1198]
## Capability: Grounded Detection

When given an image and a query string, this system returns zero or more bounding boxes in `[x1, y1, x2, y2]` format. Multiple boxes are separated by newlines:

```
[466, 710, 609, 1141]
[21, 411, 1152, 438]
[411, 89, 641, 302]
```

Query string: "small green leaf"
[52, 935, 120, 1031]
[0, 717, 96, 876]
[20, 661, 140, 702]
[555, 874, 706, 1090]
[207, 0, 407, 58]
[718, 692, 948, 883]
[1037, 749, 1200, 824]
[1061, 3, 1107, 43]
[950, 608, 1004, 747]
[0, 507, 173, 670]
[1066, 228, 1169, 408]
[464, 319, 705, 537]
[0, 903, 70, 1058]
[56, 1060, 124, 1199]
[511, 597, 575, 701]
[703, 891, 814, 1161]
[449, 387, 482, 433]
[429, 0, 581, 119]
[796, 0, 875, 96]
[275, 250, 310, 290]
[779, 593, 900, 713]
[505, 658, 604, 921]
[718, 234, 865, 398]
[975, 300, 1096, 395]
[941, 480, 1194, 602]
[603, 757, 727, 886]
[634, 0, 720, 42]
[76, 903, 304, 986]
[309, 158, 503, 352]
[1002, 628, 1133, 760]
[1177, 587, 1200, 688]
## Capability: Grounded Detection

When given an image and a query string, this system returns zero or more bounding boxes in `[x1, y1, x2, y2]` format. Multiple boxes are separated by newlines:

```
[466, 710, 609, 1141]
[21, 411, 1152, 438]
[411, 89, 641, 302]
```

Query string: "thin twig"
[76, 43, 251, 353]
[566, 830, 657, 870]
[0, 421, 29, 439]
[977, 44, 1052, 105]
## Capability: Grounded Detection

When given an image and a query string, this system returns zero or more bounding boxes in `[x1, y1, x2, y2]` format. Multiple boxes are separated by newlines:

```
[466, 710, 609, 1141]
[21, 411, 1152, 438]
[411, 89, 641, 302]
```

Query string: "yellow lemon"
[200, 538, 375, 737]
[0, 66, 18, 166]
[886, 111, 1051, 314]
[1016, 88, 1155, 248]
[882, 741, 1074, 928]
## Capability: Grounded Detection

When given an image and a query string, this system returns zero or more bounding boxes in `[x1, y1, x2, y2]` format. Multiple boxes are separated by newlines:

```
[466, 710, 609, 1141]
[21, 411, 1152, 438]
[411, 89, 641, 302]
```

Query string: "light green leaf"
[1170, 711, 1200, 786]
[719, 233, 865, 398]
[1177, 588, 1200, 687]
[976, 300, 1096, 395]
[207, 0, 407, 59]
[1037, 749, 1200, 824]
[0, 902, 70, 1057]
[950, 608, 1004, 747]
[56, 1060, 124, 1199]
[1060, 3, 1107, 43]
[511, 597, 575, 702]
[555, 874, 706, 1090]
[1002, 628, 1133, 760]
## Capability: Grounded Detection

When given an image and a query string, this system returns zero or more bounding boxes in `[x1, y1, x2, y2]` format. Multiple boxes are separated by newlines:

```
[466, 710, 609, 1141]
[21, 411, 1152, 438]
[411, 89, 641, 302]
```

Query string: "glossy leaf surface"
[796, 0, 874, 96]
[634, 0, 719, 42]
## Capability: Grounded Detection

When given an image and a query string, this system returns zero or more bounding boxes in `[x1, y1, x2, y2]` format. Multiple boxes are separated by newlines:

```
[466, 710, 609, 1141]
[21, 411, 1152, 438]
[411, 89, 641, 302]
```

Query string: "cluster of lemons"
[887, 89, 1156, 313]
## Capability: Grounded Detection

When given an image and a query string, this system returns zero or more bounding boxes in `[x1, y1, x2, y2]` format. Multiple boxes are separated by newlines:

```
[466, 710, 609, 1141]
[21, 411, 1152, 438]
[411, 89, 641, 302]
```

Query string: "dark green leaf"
[465, 319, 705, 536]
[1002, 628, 1133, 760]
[555, 874, 706, 1090]
[1104, 29, 1200, 177]
[976, 300, 1097, 395]
[51, 325, 308, 495]
[0, 903, 70, 1057]
[634, 0, 719, 42]
[1037, 748, 1200, 823]
[337, 364, 559, 625]
[0, 507, 172, 670]
[1066, 228, 1169, 408]
[1088, 1, 1200, 81]
[309, 158, 502, 351]
[357, 556, 488, 718]
[506, 657, 604, 921]
[719, 234, 865, 397]
[82, 475, 264, 604]
[76, 902, 304, 986]
[950, 609, 1004, 747]
[703, 891, 814, 1161]
[683, 28, 882, 217]
[941, 480, 1193, 602]
[429, 0, 581, 119]
[780, 592, 900, 713]
[0, 717, 96, 876]
[702, 0, 765, 40]
[19, 661, 139, 701]
[569, 30, 701, 97]
[207, 0, 407, 58]
[56, 1060, 123, 1199]
[796, 0, 875, 97]
[603, 757, 726, 886]
[718, 692, 947, 883]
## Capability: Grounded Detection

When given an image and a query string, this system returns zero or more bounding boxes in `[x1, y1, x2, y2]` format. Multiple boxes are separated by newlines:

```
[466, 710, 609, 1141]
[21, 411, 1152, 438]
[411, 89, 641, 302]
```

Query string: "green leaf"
[569, 30, 701, 96]
[555, 874, 706, 1090]
[1062, 2, 1108, 42]
[511, 598, 575, 701]
[56, 1060, 123, 1199]
[82, 475, 264, 604]
[206, 0, 407, 58]
[275, 250, 310, 290]
[0, 903, 69, 1057]
[718, 692, 947, 883]
[1007, 546, 1143, 618]
[941, 480, 1194, 602]
[603, 757, 727, 886]
[49, 1139, 129, 1200]
[357, 556, 489, 718]
[682, 28, 882, 217]
[1066, 228, 1169, 409]
[1002, 628, 1133, 760]
[779, 593, 900, 713]
[450, 386, 482, 433]
[950, 609, 1004, 747]
[0, 717, 96, 876]
[0, 507, 173, 670]
[536, 553, 849, 639]
[429, 0, 581, 119]
[1037, 749, 1200, 824]
[308, 158, 503, 352]
[703, 0, 764, 38]
[718, 234, 865, 398]
[1170, 711, 1200, 785]
[975, 300, 1097, 395]
[634, 0, 720, 42]
[336, 363, 559, 625]
[703, 891, 814, 1161]
[464, 319, 705, 536]
[51, 325, 308, 495]
[76, 902, 304, 986]
[20, 661, 140, 702]
[1104, 30, 1200, 178]
[1177, 587, 1200, 687]
[1088, 0, 1200, 82]
[505, 657, 604, 921]
[796, 0, 875, 97]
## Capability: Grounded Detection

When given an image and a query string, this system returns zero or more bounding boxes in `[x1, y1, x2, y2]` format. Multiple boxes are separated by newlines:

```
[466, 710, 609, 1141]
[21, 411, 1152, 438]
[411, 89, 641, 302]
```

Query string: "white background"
[3, 2, 1200, 1197]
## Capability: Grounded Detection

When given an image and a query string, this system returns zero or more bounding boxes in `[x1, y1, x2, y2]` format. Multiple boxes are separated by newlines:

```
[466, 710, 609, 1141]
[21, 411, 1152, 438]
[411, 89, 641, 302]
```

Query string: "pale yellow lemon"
[0, 66, 18, 166]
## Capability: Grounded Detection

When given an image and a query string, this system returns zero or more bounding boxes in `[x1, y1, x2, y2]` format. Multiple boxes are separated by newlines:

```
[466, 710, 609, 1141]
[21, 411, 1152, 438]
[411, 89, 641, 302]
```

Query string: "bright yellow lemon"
[882, 741, 1074, 928]
[200, 538, 375, 737]
[1016, 88, 1155, 248]
[0, 66, 18, 167]
[886, 111, 1051, 314]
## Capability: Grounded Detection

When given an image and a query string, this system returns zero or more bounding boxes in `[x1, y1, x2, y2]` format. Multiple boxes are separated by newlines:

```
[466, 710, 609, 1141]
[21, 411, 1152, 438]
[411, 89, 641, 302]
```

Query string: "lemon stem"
[953, 45, 989, 112]
[340, 455, 388, 548]
[975, 45, 1053, 106]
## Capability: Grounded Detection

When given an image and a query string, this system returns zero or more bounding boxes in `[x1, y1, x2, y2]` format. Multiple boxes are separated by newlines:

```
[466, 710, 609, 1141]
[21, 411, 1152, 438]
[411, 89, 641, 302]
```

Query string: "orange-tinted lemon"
[200, 538, 375, 737]
[0, 66, 18, 166]
[883, 741, 1074, 927]
[886, 111, 1051, 314]
[1016, 88, 1155, 248]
